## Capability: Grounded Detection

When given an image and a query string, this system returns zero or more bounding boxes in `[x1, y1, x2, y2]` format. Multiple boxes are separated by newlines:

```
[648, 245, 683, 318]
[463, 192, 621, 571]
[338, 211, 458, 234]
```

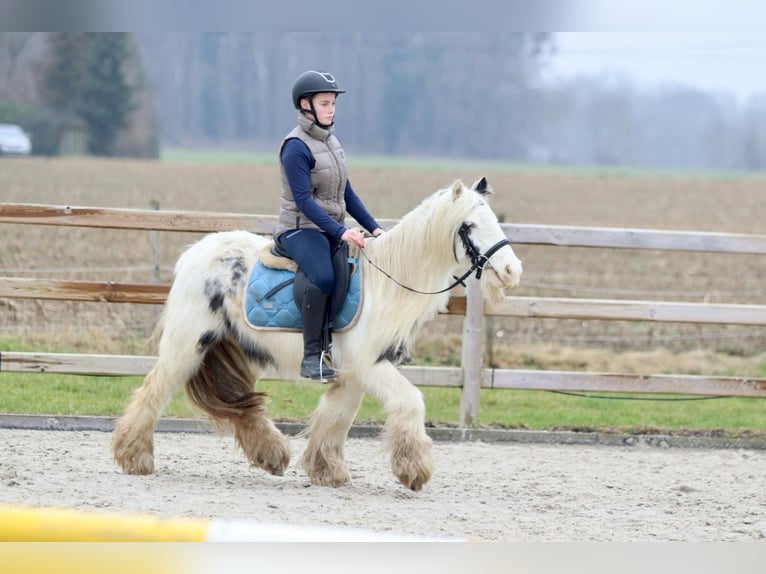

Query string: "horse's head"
[453, 177, 523, 303]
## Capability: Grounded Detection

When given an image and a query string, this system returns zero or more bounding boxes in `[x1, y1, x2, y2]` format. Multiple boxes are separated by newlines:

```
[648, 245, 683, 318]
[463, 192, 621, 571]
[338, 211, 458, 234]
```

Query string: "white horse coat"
[113, 177, 522, 491]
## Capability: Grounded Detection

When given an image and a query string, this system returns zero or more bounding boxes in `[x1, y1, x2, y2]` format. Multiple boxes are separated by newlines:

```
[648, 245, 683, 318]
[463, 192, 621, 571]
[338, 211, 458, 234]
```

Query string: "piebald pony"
[113, 177, 522, 491]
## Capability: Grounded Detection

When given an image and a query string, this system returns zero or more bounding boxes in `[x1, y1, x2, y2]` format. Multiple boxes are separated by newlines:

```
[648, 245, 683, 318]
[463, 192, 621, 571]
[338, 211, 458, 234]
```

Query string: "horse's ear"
[471, 176, 493, 195]
[451, 179, 464, 199]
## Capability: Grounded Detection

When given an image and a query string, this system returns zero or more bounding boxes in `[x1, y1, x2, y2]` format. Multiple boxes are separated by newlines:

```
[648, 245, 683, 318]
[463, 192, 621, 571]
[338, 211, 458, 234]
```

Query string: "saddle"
[244, 239, 363, 331]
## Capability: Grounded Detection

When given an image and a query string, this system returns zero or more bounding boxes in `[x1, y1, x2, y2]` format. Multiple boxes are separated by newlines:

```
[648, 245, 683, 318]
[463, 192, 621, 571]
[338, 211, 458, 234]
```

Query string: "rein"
[359, 223, 511, 295]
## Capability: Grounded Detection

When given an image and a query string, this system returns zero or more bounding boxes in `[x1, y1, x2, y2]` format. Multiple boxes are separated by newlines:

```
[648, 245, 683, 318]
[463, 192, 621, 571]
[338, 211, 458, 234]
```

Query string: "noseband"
[456, 222, 511, 281]
[361, 222, 512, 295]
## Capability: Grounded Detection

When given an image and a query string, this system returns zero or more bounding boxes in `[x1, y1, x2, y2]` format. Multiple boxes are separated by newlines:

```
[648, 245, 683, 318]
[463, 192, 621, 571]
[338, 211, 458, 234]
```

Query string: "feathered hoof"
[391, 437, 433, 492]
[301, 450, 351, 487]
[254, 449, 290, 477]
[248, 435, 291, 477]
[112, 421, 155, 475]
[115, 450, 155, 475]
[399, 473, 430, 492]
[307, 466, 351, 488]
[258, 461, 286, 477]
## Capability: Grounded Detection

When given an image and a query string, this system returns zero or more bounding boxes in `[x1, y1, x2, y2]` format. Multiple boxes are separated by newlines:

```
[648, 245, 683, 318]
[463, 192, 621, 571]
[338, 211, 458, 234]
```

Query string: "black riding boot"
[300, 284, 337, 382]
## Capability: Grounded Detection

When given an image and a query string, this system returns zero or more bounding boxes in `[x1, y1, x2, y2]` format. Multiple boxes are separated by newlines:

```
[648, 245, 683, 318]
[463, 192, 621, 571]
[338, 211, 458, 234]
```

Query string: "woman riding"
[273, 70, 384, 382]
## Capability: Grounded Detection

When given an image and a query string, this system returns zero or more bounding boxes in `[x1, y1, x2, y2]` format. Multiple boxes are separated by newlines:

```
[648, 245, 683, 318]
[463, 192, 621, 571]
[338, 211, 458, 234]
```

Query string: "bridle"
[359, 222, 512, 295]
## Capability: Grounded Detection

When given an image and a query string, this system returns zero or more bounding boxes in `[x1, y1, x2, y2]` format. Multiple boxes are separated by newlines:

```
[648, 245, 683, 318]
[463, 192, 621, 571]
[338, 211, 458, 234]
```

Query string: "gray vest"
[274, 114, 348, 237]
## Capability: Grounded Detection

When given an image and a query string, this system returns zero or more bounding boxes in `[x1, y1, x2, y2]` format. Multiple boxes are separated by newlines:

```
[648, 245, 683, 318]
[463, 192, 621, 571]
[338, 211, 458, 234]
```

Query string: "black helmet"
[291, 70, 346, 109]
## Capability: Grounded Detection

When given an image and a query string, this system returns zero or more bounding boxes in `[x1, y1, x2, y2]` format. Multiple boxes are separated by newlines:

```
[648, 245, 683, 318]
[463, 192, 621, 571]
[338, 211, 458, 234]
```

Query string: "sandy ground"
[1, 428, 765, 542]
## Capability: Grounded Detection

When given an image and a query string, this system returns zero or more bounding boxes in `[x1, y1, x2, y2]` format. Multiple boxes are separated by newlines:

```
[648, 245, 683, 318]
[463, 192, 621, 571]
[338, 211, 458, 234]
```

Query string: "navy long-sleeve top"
[280, 138, 381, 242]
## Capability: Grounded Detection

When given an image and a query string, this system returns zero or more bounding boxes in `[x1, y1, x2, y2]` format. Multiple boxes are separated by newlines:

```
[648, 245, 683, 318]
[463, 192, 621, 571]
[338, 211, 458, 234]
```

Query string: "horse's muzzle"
[495, 258, 523, 290]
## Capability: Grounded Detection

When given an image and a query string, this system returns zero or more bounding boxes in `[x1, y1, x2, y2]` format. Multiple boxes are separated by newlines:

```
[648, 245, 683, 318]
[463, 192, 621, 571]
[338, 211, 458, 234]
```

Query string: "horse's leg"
[362, 362, 433, 491]
[112, 342, 202, 475]
[300, 377, 364, 487]
[232, 404, 292, 477]
[187, 337, 291, 477]
[112, 294, 221, 475]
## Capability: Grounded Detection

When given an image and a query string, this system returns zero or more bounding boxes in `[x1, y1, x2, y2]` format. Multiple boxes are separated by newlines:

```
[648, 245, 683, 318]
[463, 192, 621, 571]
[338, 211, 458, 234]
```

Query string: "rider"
[273, 70, 384, 381]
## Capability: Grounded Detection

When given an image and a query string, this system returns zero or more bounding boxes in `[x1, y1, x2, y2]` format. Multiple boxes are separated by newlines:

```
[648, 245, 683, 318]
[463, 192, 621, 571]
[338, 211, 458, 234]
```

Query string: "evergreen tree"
[40, 33, 94, 113]
[76, 33, 136, 156]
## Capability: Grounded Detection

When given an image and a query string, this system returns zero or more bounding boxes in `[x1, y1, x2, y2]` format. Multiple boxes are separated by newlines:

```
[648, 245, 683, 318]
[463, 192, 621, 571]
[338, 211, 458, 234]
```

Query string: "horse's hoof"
[263, 465, 285, 477]
[257, 458, 287, 477]
[251, 439, 291, 477]
[393, 456, 432, 491]
[390, 433, 433, 491]
[306, 464, 351, 488]
[309, 474, 350, 488]
[400, 477, 425, 492]
[118, 453, 155, 475]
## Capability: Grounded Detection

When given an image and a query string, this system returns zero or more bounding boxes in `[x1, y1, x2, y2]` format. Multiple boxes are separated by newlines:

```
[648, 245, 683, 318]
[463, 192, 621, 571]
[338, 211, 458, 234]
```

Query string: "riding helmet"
[291, 71, 346, 109]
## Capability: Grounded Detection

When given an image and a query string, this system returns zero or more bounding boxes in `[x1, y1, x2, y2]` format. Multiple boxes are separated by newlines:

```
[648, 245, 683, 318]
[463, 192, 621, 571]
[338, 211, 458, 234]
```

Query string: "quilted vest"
[274, 114, 348, 236]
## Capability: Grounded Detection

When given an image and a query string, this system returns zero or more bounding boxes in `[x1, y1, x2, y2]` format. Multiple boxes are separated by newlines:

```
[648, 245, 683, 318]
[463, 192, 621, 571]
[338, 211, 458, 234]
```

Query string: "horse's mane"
[358, 181, 480, 358]
[366, 182, 476, 290]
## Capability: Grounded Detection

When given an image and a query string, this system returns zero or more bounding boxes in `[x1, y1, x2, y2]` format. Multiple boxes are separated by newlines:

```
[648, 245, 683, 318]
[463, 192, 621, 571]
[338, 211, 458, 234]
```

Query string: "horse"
[112, 177, 523, 491]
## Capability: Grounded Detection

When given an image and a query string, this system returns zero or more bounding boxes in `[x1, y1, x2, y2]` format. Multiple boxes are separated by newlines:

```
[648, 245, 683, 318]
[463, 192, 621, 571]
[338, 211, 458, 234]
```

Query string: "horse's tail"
[185, 336, 267, 426]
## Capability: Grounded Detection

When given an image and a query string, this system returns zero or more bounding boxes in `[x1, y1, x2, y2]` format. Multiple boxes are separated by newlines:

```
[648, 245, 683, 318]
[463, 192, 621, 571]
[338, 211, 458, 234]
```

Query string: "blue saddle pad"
[244, 258, 361, 330]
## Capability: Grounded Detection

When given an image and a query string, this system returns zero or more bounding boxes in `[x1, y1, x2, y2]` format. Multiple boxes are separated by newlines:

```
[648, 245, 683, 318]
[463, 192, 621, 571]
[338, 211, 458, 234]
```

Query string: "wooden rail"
[453, 296, 766, 326]
[505, 223, 766, 254]
[2, 202, 766, 426]
[4, 202, 766, 252]
[0, 203, 271, 233]
[0, 278, 169, 304]
[3, 351, 765, 398]
[3, 278, 766, 326]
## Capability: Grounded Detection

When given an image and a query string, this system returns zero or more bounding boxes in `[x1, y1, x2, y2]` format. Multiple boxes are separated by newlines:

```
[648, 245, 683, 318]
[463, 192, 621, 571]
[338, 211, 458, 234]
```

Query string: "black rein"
[360, 223, 511, 295]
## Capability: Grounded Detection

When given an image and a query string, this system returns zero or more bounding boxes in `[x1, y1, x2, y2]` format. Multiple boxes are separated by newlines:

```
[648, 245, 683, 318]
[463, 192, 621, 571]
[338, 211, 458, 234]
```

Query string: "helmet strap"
[301, 96, 334, 129]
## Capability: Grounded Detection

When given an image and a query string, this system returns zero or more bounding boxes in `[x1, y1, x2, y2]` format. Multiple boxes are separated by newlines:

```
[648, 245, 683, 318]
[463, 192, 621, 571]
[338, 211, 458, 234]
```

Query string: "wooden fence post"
[459, 277, 484, 427]
[148, 200, 161, 283]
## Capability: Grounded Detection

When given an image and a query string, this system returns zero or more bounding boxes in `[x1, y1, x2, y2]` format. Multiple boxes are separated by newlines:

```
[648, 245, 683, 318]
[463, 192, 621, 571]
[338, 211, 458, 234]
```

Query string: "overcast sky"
[545, 33, 766, 102]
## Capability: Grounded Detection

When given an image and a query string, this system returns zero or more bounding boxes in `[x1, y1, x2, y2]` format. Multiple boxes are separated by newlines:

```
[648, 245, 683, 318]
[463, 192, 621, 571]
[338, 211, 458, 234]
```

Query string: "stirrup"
[317, 350, 337, 383]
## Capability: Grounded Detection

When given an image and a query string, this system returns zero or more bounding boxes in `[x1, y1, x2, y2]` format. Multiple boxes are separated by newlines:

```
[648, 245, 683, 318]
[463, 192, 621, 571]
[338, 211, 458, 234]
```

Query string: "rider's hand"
[341, 228, 366, 249]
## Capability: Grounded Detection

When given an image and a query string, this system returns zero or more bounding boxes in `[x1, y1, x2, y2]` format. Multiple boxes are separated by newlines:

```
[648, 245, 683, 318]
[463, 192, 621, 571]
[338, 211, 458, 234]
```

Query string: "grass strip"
[1, 372, 764, 437]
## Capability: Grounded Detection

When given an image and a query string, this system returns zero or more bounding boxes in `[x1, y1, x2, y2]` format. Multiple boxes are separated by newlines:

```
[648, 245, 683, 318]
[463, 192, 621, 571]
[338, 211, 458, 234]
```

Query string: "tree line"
[2, 32, 766, 170]
[0, 32, 156, 157]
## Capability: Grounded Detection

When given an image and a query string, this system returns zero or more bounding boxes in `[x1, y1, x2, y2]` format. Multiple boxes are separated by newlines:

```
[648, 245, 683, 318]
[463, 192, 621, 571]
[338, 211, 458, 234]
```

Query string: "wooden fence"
[2, 202, 766, 426]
